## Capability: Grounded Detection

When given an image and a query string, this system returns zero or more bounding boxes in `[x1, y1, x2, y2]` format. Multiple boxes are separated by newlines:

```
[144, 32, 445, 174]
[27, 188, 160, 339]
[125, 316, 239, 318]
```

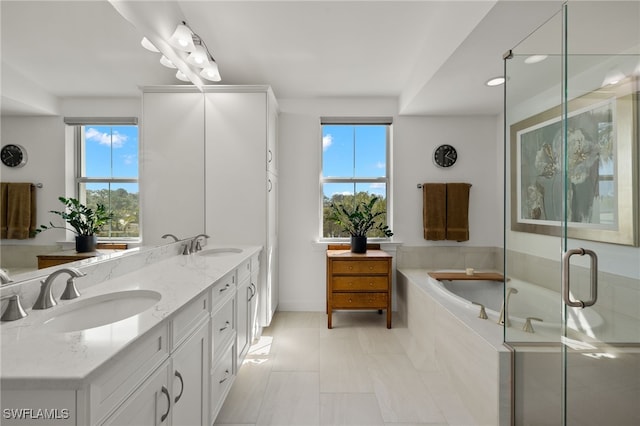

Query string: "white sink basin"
[42, 290, 161, 333]
[198, 248, 243, 257]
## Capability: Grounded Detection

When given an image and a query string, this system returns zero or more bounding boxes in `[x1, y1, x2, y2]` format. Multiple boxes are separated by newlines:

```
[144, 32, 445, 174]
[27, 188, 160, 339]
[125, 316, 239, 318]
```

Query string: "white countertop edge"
[1, 245, 262, 387]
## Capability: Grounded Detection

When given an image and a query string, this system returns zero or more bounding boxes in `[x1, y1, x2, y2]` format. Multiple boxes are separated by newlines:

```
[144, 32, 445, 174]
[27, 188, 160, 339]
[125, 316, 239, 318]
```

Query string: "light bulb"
[175, 70, 190, 82]
[160, 55, 177, 69]
[186, 44, 209, 68]
[140, 37, 159, 53]
[201, 62, 221, 82]
[169, 24, 195, 52]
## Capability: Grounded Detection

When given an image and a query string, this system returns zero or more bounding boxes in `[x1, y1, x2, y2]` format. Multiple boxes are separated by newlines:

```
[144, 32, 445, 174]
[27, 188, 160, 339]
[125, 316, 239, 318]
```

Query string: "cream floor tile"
[320, 393, 385, 426]
[255, 371, 320, 426]
[357, 326, 405, 355]
[271, 327, 320, 371]
[366, 353, 447, 424]
[263, 311, 325, 335]
[319, 328, 374, 393]
[215, 355, 273, 424]
[420, 370, 478, 426]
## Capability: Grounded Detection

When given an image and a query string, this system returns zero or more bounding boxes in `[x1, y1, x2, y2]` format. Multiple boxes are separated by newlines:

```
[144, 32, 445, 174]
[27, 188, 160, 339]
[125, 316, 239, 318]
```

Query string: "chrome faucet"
[0, 269, 13, 285]
[498, 287, 519, 327]
[33, 267, 86, 310]
[161, 234, 180, 242]
[191, 234, 210, 253]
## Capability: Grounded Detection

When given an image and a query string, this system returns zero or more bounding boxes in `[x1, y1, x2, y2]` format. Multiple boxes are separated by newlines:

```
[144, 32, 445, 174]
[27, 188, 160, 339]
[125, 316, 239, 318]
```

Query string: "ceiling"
[1, 1, 570, 117]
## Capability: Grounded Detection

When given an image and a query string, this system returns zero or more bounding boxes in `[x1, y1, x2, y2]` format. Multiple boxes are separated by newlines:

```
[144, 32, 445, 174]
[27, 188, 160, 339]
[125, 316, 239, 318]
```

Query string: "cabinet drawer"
[212, 296, 235, 361]
[238, 258, 251, 283]
[89, 324, 169, 424]
[331, 292, 388, 308]
[211, 271, 235, 308]
[171, 291, 209, 349]
[332, 276, 388, 291]
[210, 342, 235, 420]
[332, 260, 389, 275]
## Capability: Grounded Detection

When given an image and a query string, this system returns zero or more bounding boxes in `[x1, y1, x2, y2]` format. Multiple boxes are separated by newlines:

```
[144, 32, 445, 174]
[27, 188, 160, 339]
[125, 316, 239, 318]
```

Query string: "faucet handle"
[523, 317, 543, 333]
[60, 277, 81, 300]
[471, 302, 488, 319]
[1, 295, 27, 321]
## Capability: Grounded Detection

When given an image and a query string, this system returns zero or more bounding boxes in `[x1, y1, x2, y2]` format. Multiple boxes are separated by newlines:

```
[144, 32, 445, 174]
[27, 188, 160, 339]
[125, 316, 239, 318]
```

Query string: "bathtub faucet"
[498, 287, 519, 327]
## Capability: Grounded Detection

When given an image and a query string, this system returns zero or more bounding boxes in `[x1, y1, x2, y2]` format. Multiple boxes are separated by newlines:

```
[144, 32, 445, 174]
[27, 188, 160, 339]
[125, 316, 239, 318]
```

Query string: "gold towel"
[2, 183, 36, 240]
[446, 183, 471, 242]
[423, 183, 446, 240]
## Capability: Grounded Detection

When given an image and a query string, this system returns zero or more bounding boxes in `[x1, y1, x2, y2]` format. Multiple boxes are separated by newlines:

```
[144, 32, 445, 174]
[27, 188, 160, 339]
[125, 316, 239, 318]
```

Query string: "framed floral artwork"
[510, 77, 638, 246]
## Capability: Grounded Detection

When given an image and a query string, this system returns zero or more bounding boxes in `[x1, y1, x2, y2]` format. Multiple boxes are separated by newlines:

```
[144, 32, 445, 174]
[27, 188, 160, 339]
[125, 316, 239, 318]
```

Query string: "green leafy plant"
[328, 196, 393, 238]
[33, 196, 113, 236]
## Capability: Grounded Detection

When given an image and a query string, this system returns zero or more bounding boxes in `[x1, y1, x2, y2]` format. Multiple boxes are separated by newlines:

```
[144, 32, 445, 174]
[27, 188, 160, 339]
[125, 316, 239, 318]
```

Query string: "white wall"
[277, 97, 500, 311]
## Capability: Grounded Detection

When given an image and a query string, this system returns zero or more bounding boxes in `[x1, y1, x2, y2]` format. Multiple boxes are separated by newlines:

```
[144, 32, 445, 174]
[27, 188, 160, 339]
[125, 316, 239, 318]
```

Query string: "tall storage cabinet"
[204, 86, 279, 328]
[141, 88, 205, 245]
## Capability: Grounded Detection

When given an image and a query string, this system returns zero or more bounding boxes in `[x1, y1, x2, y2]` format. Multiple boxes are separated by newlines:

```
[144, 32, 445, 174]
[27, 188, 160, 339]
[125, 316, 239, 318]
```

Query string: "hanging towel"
[423, 183, 447, 240]
[3, 183, 36, 240]
[446, 183, 471, 242]
[0, 183, 8, 239]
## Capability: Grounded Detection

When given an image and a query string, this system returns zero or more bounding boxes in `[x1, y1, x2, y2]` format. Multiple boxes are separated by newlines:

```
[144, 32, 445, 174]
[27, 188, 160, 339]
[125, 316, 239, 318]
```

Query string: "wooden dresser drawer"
[332, 292, 388, 308]
[332, 260, 389, 274]
[331, 276, 388, 291]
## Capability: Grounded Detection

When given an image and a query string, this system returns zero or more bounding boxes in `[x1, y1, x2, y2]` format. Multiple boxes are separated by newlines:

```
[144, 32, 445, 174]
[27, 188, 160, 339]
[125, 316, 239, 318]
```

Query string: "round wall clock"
[433, 144, 457, 168]
[1, 144, 28, 168]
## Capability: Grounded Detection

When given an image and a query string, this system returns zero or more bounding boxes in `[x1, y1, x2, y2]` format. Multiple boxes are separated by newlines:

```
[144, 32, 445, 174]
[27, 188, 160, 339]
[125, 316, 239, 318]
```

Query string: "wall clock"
[1, 144, 28, 168]
[433, 144, 457, 168]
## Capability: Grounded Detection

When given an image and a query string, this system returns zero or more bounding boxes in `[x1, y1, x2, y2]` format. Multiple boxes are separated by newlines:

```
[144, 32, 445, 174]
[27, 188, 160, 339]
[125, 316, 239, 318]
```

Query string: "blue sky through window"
[84, 125, 138, 190]
[322, 124, 387, 198]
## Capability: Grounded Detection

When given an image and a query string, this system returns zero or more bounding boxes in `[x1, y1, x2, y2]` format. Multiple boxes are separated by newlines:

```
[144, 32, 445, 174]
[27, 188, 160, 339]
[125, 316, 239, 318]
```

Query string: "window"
[321, 119, 391, 238]
[66, 118, 139, 240]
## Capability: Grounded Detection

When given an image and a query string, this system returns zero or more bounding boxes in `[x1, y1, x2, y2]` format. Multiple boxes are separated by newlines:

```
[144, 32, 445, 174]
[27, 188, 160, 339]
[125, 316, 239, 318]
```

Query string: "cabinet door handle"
[160, 386, 171, 422]
[268, 178, 273, 192]
[268, 149, 273, 164]
[174, 371, 184, 403]
[219, 284, 230, 293]
[219, 320, 230, 332]
[219, 369, 230, 384]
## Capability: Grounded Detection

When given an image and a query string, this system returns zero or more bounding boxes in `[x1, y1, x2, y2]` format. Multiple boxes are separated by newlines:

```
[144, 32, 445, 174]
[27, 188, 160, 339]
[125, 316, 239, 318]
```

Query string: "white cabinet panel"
[141, 90, 205, 245]
[204, 87, 279, 327]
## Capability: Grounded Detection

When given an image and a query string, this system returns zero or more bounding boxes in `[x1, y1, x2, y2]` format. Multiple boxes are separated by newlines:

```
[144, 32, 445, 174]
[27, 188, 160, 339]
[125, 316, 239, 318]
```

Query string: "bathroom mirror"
[0, 1, 180, 284]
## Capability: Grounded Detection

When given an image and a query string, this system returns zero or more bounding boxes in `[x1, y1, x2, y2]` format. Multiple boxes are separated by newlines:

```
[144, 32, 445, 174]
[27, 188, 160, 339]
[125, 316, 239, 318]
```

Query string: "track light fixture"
[140, 20, 221, 83]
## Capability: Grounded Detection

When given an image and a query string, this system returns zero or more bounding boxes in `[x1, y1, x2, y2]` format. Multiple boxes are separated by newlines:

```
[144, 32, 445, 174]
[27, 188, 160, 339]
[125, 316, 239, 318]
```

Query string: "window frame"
[319, 118, 393, 241]
[66, 117, 140, 241]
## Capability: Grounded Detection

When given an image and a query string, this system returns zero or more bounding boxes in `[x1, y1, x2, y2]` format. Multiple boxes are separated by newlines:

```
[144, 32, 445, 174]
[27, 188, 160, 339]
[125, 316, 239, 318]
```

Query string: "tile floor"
[214, 311, 479, 426]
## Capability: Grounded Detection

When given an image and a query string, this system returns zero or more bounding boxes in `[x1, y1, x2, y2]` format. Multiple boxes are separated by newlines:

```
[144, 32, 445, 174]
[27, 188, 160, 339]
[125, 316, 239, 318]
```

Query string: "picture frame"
[510, 77, 638, 246]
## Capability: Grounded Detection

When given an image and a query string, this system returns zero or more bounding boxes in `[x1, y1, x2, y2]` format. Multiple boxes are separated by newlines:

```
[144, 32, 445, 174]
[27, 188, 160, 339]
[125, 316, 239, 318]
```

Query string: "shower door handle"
[562, 248, 598, 308]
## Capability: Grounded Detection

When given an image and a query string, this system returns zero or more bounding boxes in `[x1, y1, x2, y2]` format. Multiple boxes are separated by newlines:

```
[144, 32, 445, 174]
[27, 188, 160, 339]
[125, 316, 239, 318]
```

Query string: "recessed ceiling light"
[525, 55, 548, 64]
[485, 77, 506, 87]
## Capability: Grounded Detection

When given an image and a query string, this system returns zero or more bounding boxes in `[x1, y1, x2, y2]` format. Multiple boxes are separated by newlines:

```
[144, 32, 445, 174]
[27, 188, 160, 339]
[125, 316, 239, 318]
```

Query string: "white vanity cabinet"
[204, 86, 279, 328]
[101, 292, 210, 426]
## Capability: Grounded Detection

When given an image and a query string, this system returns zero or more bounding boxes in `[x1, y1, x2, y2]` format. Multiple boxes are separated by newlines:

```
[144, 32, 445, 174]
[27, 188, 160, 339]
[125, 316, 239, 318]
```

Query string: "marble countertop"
[1, 245, 261, 388]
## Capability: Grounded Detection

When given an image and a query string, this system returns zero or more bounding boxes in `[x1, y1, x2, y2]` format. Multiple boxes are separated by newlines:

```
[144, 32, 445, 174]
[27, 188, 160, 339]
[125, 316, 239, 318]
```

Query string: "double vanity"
[0, 243, 261, 425]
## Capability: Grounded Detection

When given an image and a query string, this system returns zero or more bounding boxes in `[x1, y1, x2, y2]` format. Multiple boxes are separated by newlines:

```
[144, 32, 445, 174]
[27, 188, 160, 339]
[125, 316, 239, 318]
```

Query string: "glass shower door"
[561, 2, 640, 425]
[505, 2, 639, 425]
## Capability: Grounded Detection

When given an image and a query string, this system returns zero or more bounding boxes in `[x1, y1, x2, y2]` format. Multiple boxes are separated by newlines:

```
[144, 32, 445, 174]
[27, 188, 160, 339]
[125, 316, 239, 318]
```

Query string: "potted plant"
[33, 196, 113, 253]
[328, 195, 393, 253]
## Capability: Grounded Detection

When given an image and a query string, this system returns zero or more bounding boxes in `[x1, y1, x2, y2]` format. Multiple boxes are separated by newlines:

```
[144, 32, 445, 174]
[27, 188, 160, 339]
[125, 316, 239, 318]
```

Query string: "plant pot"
[76, 235, 97, 253]
[350, 236, 367, 253]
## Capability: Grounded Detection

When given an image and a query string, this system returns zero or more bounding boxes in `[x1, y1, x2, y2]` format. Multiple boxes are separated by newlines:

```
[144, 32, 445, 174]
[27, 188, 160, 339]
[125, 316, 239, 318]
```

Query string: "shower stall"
[504, 1, 639, 424]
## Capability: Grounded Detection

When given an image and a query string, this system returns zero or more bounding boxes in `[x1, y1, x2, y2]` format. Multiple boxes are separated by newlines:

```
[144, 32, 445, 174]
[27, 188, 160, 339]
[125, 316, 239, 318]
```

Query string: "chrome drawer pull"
[219, 284, 230, 293]
[174, 371, 184, 403]
[219, 369, 230, 384]
[160, 386, 171, 422]
[219, 321, 230, 331]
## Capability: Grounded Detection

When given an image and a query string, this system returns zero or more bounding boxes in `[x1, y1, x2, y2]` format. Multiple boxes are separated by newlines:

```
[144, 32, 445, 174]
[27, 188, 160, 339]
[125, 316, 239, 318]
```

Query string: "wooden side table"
[326, 248, 392, 329]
